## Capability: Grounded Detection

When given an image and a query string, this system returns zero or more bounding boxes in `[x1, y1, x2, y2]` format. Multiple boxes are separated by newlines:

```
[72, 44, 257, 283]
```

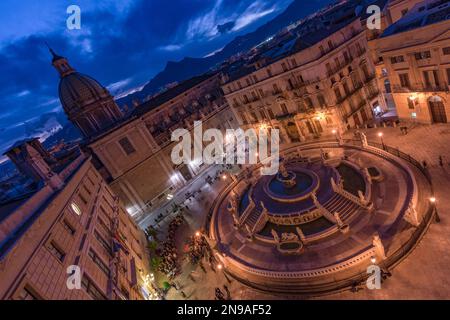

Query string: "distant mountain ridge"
[117, 0, 332, 106]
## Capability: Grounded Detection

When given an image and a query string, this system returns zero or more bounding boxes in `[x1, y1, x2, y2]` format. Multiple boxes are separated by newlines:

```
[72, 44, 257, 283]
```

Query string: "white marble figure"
[373, 233, 386, 260]
[271, 229, 280, 243]
[295, 227, 306, 242]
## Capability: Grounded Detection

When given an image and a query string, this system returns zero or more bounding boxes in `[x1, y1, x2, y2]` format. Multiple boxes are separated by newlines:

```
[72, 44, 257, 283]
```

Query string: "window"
[281, 63, 288, 72]
[327, 40, 334, 50]
[83, 185, 91, 195]
[291, 59, 297, 67]
[94, 230, 112, 255]
[304, 97, 313, 109]
[326, 63, 332, 75]
[317, 94, 326, 108]
[272, 83, 280, 94]
[334, 87, 342, 101]
[267, 68, 272, 77]
[63, 220, 76, 235]
[259, 110, 267, 120]
[319, 45, 325, 55]
[239, 112, 248, 125]
[334, 57, 340, 69]
[390, 55, 405, 64]
[433, 70, 440, 87]
[343, 81, 350, 95]
[267, 109, 275, 119]
[16, 286, 40, 300]
[407, 98, 415, 109]
[415, 51, 431, 60]
[79, 193, 88, 205]
[447, 68, 450, 85]
[252, 75, 258, 83]
[399, 73, 411, 88]
[71, 202, 82, 216]
[250, 112, 258, 122]
[246, 78, 251, 86]
[343, 51, 350, 63]
[88, 249, 110, 276]
[118, 137, 136, 155]
[280, 103, 289, 114]
[443, 47, 450, 55]
[47, 241, 65, 262]
[81, 275, 107, 300]
[401, 8, 408, 16]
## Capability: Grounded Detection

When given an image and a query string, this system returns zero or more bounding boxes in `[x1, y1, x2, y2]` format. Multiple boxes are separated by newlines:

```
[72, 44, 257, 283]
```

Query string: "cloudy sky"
[0, 0, 296, 160]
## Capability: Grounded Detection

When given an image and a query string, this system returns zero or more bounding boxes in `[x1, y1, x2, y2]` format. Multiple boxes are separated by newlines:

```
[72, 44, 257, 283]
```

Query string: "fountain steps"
[323, 193, 359, 222]
[244, 209, 262, 230]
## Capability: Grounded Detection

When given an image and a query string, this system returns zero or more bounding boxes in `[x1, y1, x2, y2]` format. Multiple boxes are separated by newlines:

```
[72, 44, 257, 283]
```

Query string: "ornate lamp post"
[429, 197, 440, 223]
[378, 132, 385, 150]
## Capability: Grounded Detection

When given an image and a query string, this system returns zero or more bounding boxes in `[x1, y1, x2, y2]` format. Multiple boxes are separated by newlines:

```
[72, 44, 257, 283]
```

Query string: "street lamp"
[429, 197, 440, 223]
[378, 132, 385, 150]
[332, 129, 338, 142]
[370, 256, 376, 264]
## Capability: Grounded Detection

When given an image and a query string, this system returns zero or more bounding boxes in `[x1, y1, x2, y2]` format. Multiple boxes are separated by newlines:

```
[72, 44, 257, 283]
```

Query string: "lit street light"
[332, 129, 338, 142]
[429, 197, 440, 223]
[378, 132, 385, 150]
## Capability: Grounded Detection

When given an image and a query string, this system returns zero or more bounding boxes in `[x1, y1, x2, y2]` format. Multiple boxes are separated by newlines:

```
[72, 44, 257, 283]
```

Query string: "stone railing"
[340, 159, 372, 202]
[267, 208, 322, 225]
[330, 177, 372, 210]
[252, 209, 269, 233]
[220, 245, 376, 279]
[238, 193, 255, 226]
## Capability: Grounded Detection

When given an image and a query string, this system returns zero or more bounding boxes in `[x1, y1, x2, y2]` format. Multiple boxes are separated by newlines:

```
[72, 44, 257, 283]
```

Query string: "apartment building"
[372, 0, 450, 123]
[221, 1, 385, 143]
[0, 139, 152, 300]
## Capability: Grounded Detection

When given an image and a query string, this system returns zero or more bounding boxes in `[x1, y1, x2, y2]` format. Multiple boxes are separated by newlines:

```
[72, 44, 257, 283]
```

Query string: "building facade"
[222, 3, 385, 143]
[372, 0, 450, 124]
[85, 74, 239, 219]
[0, 140, 152, 300]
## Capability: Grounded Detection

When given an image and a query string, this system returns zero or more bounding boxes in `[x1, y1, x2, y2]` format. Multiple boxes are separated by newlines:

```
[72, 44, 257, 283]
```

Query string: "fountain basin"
[264, 167, 320, 203]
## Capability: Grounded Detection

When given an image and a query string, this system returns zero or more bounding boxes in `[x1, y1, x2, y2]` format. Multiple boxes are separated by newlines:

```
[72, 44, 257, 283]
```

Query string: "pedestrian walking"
[215, 288, 225, 300]
[223, 285, 231, 300]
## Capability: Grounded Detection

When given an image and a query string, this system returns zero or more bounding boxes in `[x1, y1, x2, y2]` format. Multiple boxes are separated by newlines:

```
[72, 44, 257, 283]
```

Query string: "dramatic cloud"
[0, 0, 293, 158]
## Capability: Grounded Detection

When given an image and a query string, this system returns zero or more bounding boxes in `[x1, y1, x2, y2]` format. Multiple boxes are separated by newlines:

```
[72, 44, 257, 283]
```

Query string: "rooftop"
[382, 0, 450, 37]
[223, 0, 385, 84]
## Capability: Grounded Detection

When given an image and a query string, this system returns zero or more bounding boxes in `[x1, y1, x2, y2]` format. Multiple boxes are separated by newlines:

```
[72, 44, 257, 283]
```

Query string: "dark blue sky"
[0, 0, 295, 161]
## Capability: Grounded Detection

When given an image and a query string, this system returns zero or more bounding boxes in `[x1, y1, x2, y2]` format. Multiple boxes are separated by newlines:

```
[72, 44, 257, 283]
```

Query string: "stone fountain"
[276, 157, 297, 189]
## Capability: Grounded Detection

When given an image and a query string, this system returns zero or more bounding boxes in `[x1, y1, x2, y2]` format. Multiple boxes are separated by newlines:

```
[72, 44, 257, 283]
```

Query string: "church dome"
[58, 72, 109, 112]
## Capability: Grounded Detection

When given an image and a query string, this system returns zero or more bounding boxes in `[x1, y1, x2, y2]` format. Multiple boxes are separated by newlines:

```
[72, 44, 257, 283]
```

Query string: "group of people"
[187, 233, 211, 265]
[157, 214, 184, 279]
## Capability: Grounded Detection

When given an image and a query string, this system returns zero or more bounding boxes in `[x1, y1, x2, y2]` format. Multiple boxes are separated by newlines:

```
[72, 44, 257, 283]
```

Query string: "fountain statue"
[276, 157, 297, 188]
